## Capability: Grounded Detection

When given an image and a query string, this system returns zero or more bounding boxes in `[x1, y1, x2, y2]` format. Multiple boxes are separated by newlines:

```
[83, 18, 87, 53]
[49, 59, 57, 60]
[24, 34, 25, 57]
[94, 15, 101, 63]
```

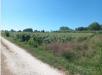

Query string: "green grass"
[2, 32, 102, 75]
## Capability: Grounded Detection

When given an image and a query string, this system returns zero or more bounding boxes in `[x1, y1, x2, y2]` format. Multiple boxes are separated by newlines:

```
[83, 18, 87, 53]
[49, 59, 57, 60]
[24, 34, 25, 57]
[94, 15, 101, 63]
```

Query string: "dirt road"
[1, 37, 65, 75]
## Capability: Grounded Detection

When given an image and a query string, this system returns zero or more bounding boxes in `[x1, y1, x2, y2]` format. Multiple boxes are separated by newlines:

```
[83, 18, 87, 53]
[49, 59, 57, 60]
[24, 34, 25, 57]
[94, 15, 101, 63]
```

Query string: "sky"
[1, 0, 102, 31]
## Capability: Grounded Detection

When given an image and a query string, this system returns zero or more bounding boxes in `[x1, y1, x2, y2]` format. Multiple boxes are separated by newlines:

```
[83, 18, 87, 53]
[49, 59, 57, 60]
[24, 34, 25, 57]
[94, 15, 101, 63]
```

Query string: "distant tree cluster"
[75, 22, 102, 31]
[75, 27, 88, 31]
[7, 22, 102, 33]
[23, 28, 33, 32]
[59, 22, 102, 32]
[59, 26, 72, 32]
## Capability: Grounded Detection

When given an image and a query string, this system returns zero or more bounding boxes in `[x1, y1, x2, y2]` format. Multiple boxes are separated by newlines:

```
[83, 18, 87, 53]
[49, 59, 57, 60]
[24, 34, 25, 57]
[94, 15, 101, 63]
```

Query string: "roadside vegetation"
[1, 22, 102, 75]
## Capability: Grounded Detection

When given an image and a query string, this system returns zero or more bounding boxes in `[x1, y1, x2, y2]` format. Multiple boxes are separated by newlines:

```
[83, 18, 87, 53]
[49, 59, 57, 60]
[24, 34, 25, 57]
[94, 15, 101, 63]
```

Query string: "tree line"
[4, 22, 102, 32]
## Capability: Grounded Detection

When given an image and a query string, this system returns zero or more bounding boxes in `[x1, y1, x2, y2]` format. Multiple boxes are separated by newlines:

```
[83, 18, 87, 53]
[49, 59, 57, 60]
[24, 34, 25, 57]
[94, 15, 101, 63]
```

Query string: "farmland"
[2, 32, 102, 75]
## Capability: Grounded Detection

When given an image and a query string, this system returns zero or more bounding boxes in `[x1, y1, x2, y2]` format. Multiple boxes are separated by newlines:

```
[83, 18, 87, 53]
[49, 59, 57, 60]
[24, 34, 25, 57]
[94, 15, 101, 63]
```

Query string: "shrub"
[5, 31, 10, 37]
[28, 38, 39, 47]
[16, 33, 31, 42]
[32, 34, 43, 45]
[28, 35, 43, 47]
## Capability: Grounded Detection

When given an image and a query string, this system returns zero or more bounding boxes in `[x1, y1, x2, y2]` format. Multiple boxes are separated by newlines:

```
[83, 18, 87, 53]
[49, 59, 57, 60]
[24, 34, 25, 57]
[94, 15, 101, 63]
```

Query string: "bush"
[32, 34, 43, 45]
[5, 31, 10, 37]
[28, 38, 39, 47]
[28, 35, 43, 47]
[16, 33, 31, 42]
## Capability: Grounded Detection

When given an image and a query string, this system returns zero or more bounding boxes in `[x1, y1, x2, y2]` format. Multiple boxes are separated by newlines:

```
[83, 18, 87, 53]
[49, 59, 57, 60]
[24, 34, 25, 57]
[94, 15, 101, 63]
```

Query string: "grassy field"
[2, 32, 102, 75]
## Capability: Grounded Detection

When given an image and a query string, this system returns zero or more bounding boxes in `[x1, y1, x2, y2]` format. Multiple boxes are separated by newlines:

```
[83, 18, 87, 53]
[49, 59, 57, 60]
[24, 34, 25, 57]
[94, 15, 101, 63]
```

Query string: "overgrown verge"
[1, 32, 102, 75]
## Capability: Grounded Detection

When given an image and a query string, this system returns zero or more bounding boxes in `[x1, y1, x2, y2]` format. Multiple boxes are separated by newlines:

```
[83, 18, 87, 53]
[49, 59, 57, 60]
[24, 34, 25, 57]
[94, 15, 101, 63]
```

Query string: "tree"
[88, 22, 101, 31]
[18, 34, 31, 42]
[34, 30, 40, 32]
[59, 26, 71, 32]
[23, 28, 33, 32]
[75, 27, 88, 31]
[11, 29, 15, 32]
[41, 30, 45, 33]
[18, 30, 22, 32]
